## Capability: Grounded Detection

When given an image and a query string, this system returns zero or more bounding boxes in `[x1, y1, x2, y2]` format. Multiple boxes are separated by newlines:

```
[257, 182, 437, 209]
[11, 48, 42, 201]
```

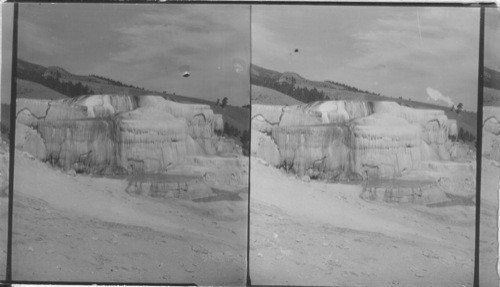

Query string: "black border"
[1, 1, 494, 287]
[247, 4, 253, 287]
[10, 282, 196, 286]
[6, 2, 18, 285]
[0, 0, 497, 7]
[474, 6, 485, 287]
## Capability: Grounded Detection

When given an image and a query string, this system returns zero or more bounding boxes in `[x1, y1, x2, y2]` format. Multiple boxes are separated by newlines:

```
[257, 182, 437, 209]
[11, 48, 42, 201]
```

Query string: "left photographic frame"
[0, 2, 14, 281]
[8, 3, 250, 285]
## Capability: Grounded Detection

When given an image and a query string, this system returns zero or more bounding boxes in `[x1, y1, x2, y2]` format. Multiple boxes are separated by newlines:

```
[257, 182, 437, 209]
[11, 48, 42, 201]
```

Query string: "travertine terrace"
[252, 100, 475, 204]
[15, 94, 247, 200]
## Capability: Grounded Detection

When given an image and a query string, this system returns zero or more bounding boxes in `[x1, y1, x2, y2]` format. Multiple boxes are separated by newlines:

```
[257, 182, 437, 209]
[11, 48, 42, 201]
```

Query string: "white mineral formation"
[251, 104, 284, 133]
[138, 96, 218, 139]
[252, 100, 465, 179]
[272, 125, 350, 177]
[349, 113, 422, 179]
[373, 101, 448, 126]
[38, 119, 117, 173]
[251, 129, 281, 167]
[15, 95, 232, 175]
[17, 95, 140, 126]
[116, 107, 203, 174]
[298, 101, 372, 124]
[15, 122, 47, 160]
[483, 106, 500, 162]
[252, 101, 372, 134]
[484, 106, 500, 135]
[71, 94, 137, 118]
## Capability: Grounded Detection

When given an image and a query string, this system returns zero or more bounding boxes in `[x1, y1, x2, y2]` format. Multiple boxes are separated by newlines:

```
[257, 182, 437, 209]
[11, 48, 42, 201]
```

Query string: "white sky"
[1, 4, 499, 111]
[11, 4, 250, 106]
[253, 6, 481, 111]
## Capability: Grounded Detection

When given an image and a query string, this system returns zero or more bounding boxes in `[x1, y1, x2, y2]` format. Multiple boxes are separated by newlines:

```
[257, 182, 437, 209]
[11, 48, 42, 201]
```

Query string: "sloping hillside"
[484, 87, 500, 107]
[17, 79, 67, 100]
[252, 64, 367, 93]
[250, 64, 282, 82]
[484, 67, 500, 107]
[251, 64, 387, 103]
[251, 85, 303, 106]
[485, 67, 500, 91]
[18, 59, 149, 97]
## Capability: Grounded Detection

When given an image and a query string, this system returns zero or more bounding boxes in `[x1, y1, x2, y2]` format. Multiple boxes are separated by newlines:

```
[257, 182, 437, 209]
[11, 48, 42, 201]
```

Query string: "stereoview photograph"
[250, 6, 479, 286]
[11, 4, 250, 284]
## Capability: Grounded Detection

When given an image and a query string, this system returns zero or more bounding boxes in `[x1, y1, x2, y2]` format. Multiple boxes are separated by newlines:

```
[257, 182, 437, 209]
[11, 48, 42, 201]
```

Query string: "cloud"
[251, 21, 293, 67]
[14, 4, 250, 106]
[99, 5, 250, 105]
[251, 7, 479, 110]
[251, 6, 357, 79]
[485, 8, 500, 69]
[109, 6, 246, 65]
[426, 87, 454, 107]
[347, 7, 479, 109]
[18, 19, 67, 56]
[349, 8, 478, 72]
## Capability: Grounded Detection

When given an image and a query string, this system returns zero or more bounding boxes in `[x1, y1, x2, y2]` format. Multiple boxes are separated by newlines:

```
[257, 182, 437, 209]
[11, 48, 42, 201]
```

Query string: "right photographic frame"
[250, 5, 480, 286]
[481, 6, 500, 287]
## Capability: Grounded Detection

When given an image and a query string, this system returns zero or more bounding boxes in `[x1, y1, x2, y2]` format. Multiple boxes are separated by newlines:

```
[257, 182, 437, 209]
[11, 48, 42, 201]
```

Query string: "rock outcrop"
[71, 94, 137, 117]
[350, 113, 423, 179]
[251, 101, 372, 133]
[15, 123, 47, 160]
[251, 104, 284, 133]
[252, 100, 467, 180]
[483, 106, 500, 162]
[116, 107, 203, 174]
[39, 119, 118, 173]
[272, 125, 351, 178]
[16, 95, 138, 128]
[374, 101, 458, 160]
[15, 95, 244, 181]
[251, 129, 281, 167]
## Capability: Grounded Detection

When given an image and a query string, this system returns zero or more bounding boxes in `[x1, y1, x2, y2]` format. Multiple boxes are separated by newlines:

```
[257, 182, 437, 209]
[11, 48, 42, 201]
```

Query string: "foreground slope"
[13, 150, 247, 283]
[250, 157, 474, 286]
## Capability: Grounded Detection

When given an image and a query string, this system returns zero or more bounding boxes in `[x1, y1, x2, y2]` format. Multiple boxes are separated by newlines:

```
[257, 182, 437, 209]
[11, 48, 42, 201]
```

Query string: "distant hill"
[17, 59, 152, 97]
[251, 64, 389, 103]
[484, 67, 500, 107]
[251, 84, 303, 105]
[251, 64, 465, 110]
[484, 87, 500, 107]
[17, 79, 67, 100]
[484, 67, 500, 91]
[18, 59, 94, 97]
